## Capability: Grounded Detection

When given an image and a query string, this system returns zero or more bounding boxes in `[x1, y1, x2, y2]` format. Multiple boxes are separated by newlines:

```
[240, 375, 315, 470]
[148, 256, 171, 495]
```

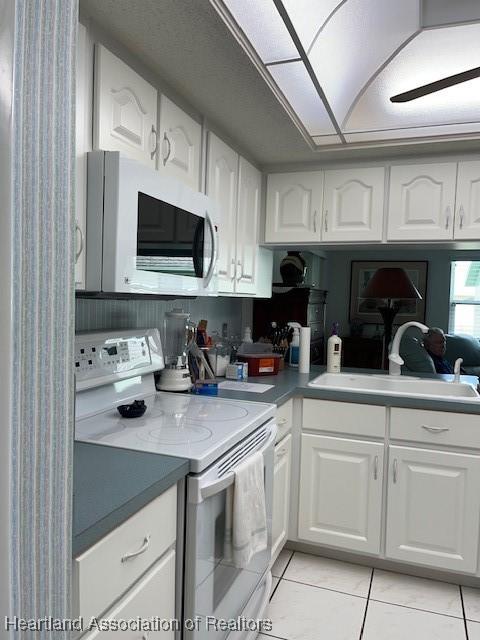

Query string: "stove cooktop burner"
[136, 424, 212, 445]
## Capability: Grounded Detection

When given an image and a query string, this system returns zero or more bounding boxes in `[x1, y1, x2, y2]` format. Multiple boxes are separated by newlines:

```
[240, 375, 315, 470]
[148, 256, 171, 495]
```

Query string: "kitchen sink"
[308, 372, 479, 400]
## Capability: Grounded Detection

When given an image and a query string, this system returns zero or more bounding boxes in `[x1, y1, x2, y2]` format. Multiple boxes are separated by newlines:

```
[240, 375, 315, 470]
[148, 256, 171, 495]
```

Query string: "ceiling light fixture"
[390, 66, 480, 102]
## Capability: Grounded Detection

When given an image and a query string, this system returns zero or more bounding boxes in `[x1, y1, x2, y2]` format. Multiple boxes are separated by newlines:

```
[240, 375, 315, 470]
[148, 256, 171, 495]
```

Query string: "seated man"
[423, 327, 453, 374]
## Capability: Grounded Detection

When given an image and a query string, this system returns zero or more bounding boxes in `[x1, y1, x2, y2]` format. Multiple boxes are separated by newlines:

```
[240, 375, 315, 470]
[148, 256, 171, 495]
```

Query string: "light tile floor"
[263, 550, 480, 640]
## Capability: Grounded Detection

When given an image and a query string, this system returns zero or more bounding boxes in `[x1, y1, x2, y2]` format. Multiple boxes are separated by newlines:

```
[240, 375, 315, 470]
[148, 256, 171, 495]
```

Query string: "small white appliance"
[157, 308, 195, 392]
[75, 329, 277, 640]
[86, 151, 218, 296]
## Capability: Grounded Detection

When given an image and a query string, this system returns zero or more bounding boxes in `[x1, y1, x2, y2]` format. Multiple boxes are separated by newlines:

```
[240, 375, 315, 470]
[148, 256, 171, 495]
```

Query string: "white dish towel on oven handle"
[226, 450, 267, 569]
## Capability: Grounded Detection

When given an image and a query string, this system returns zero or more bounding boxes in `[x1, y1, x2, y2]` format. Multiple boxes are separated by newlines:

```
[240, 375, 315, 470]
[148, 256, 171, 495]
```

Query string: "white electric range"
[75, 329, 277, 640]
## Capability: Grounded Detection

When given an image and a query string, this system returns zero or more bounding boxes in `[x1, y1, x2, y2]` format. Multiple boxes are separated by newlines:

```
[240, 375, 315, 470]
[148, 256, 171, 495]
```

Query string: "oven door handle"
[199, 425, 276, 501]
[203, 211, 217, 288]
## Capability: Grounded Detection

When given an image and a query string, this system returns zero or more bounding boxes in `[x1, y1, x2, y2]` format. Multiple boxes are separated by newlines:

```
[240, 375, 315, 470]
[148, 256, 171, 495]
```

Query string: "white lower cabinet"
[385, 445, 480, 573]
[272, 433, 292, 561]
[298, 434, 384, 555]
[83, 549, 176, 639]
[73, 484, 177, 637]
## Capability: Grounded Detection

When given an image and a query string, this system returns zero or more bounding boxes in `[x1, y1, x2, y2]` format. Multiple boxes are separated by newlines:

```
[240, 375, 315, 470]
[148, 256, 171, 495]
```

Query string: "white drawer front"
[276, 398, 293, 442]
[390, 408, 480, 450]
[74, 484, 177, 621]
[83, 549, 176, 639]
[303, 399, 385, 438]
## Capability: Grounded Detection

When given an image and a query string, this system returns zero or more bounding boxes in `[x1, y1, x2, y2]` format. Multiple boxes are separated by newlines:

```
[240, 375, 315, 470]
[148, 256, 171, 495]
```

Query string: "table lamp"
[362, 267, 422, 368]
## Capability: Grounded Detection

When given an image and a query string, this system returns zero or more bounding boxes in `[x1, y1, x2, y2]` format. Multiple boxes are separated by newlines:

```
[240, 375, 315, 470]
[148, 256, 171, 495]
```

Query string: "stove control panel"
[75, 329, 164, 391]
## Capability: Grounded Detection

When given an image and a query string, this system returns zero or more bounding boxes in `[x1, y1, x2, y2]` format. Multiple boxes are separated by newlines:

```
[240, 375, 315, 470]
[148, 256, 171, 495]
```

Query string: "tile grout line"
[281, 576, 368, 600]
[460, 585, 470, 640]
[369, 597, 466, 621]
[270, 550, 294, 601]
[359, 568, 374, 640]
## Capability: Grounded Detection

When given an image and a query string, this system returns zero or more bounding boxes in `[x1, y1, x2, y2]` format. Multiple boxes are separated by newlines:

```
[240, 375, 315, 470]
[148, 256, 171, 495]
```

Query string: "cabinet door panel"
[158, 95, 201, 190]
[265, 172, 323, 243]
[323, 168, 384, 242]
[386, 446, 480, 573]
[272, 434, 292, 561]
[94, 45, 157, 168]
[236, 157, 261, 294]
[298, 434, 384, 554]
[83, 550, 175, 639]
[387, 163, 456, 240]
[206, 133, 238, 293]
[455, 161, 480, 239]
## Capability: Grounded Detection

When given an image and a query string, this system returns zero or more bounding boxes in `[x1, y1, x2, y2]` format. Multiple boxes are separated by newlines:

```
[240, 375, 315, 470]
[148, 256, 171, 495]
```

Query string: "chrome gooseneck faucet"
[388, 321, 429, 376]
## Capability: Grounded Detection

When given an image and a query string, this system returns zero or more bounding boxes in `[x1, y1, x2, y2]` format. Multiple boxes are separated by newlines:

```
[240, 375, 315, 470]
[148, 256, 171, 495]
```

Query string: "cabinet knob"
[421, 425, 450, 434]
[445, 206, 451, 230]
[75, 222, 84, 262]
[121, 535, 151, 563]
[149, 125, 158, 159]
[162, 132, 172, 165]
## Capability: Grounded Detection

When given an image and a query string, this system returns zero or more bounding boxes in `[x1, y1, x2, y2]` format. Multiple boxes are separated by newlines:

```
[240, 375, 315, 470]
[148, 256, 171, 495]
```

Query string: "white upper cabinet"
[158, 95, 202, 191]
[206, 133, 271, 296]
[94, 45, 158, 168]
[236, 157, 261, 295]
[75, 22, 92, 289]
[323, 167, 385, 242]
[387, 163, 457, 241]
[386, 445, 480, 573]
[206, 133, 238, 293]
[454, 161, 480, 240]
[265, 172, 323, 243]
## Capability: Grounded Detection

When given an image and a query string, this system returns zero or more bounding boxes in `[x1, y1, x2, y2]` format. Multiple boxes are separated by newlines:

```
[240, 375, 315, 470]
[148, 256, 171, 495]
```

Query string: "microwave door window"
[136, 191, 205, 277]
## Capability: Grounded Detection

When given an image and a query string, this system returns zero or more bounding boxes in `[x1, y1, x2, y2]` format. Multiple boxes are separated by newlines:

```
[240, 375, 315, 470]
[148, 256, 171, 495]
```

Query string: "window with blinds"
[449, 261, 480, 337]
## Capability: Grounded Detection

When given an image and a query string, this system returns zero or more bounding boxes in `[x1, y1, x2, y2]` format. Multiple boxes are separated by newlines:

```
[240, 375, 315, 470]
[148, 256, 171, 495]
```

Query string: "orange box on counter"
[237, 353, 283, 376]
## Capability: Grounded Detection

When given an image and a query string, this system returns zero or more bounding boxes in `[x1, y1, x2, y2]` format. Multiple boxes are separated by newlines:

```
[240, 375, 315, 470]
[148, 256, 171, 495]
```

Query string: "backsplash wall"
[76, 296, 248, 338]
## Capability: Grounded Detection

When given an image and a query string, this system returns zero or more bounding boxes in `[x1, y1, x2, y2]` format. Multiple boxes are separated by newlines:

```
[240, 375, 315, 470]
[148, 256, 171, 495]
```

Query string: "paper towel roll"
[299, 326, 311, 373]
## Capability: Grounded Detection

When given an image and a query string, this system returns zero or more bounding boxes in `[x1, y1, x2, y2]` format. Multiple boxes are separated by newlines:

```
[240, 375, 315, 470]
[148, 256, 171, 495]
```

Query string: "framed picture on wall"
[349, 261, 428, 324]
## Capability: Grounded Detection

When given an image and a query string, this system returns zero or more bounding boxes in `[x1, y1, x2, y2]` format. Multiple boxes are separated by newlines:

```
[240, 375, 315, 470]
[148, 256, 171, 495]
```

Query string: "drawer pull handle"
[421, 425, 450, 434]
[121, 536, 150, 563]
[277, 417, 287, 425]
[373, 455, 379, 480]
[393, 459, 398, 484]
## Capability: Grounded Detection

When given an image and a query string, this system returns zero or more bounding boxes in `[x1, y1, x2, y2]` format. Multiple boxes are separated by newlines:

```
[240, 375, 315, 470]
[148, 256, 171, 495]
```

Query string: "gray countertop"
[217, 365, 480, 414]
[73, 442, 189, 556]
[73, 365, 480, 556]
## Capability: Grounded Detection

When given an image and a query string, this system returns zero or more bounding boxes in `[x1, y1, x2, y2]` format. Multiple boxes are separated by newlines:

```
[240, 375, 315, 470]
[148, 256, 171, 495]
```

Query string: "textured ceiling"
[79, 0, 480, 168]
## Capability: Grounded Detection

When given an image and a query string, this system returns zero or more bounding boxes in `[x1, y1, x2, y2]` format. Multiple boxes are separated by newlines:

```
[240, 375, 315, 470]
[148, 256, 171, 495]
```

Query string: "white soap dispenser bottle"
[327, 322, 342, 373]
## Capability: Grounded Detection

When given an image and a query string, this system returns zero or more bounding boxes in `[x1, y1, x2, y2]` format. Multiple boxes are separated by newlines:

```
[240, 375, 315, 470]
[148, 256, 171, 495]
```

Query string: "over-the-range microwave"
[86, 151, 218, 295]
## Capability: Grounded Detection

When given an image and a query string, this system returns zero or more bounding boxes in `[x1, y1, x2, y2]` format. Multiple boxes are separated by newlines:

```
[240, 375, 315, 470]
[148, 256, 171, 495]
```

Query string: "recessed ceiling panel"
[308, 0, 419, 125]
[312, 134, 343, 146]
[269, 61, 336, 135]
[344, 122, 480, 143]
[222, 0, 298, 63]
[346, 24, 480, 133]
[281, 0, 344, 52]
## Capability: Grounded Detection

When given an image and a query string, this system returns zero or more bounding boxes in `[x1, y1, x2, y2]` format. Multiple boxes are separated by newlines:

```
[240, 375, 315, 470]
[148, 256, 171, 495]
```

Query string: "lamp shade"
[362, 268, 422, 300]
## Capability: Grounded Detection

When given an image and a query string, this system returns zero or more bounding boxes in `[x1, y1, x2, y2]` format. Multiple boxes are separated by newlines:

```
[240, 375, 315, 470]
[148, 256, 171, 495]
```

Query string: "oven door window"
[136, 191, 205, 277]
[185, 484, 270, 639]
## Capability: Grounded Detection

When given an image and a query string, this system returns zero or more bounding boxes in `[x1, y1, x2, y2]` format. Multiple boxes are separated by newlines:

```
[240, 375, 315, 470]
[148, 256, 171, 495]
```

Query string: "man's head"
[424, 327, 447, 357]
